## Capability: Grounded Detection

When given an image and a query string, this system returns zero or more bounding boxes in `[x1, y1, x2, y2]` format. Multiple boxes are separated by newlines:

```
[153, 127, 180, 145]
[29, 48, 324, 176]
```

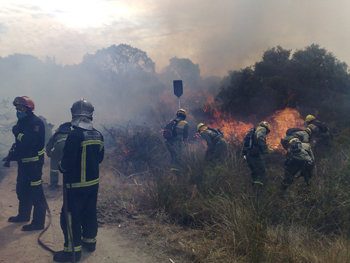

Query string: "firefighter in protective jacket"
[305, 115, 330, 143]
[46, 122, 71, 189]
[165, 109, 189, 171]
[54, 99, 104, 262]
[197, 123, 227, 165]
[4, 96, 47, 231]
[281, 127, 312, 150]
[244, 121, 273, 187]
[281, 137, 315, 190]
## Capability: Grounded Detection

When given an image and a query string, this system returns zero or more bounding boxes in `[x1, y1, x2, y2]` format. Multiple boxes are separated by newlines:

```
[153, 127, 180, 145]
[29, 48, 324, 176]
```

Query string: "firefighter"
[54, 99, 104, 262]
[164, 109, 189, 171]
[281, 127, 312, 150]
[243, 121, 273, 187]
[197, 123, 227, 165]
[281, 137, 315, 190]
[3, 96, 47, 231]
[305, 115, 330, 143]
[46, 122, 72, 189]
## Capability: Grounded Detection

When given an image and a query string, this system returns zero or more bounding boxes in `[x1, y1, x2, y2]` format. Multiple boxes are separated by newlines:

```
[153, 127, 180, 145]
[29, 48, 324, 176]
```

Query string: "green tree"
[216, 44, 350, 123]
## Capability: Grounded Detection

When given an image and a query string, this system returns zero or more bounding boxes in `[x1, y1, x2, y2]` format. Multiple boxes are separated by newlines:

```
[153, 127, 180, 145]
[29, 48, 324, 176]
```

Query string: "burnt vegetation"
[101, 44, 350, 262]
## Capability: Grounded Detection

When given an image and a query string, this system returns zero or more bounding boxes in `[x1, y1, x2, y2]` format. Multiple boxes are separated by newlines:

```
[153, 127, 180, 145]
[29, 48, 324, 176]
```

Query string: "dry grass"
[98, 127, 350, 263]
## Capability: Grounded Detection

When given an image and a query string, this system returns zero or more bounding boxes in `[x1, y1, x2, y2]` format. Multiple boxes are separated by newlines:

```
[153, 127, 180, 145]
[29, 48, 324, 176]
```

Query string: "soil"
[0, 163, 187, 263]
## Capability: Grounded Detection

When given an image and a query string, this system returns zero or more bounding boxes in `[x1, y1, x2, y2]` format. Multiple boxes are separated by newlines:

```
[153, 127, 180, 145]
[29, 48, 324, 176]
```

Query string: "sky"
[0, 0, 350, 76]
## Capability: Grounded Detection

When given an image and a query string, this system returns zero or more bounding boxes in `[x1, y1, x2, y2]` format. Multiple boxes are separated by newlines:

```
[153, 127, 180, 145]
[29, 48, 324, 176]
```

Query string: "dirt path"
[0, 165, 166, 263]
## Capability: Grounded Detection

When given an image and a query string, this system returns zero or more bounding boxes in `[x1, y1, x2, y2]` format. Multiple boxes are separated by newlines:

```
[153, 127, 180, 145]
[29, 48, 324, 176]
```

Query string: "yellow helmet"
[305, 114, 316, 123]
[197, 123, 207, 133]
[288, 137, 300, 144]
[259, 121, 271, 132]
[176, 108, 187, 118]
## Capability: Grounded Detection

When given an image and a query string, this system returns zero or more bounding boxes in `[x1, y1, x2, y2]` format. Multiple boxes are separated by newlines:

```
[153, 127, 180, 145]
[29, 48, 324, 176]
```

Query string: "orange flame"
[205, 107, 304, 150]
[267, 108, 304, 149]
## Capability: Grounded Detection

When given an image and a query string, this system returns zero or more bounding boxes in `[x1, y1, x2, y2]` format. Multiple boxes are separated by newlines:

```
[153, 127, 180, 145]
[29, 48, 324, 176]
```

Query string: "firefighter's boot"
[53, 251, 81, 262]
[8, 215, 30, 223]
[82, 241, 96, 252]
[21, 223, 44, 231]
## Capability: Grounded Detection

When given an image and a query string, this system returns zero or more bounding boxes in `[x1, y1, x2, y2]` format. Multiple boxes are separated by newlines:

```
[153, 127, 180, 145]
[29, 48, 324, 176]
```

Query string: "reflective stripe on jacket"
[12, 112, 45, 164]
[60, 127, 104, 188]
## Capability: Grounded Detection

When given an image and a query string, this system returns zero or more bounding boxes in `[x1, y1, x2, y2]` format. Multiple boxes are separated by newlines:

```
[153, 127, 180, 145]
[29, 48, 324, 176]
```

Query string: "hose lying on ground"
[38, 187, 76, 263]
[38, 203, 57, 254]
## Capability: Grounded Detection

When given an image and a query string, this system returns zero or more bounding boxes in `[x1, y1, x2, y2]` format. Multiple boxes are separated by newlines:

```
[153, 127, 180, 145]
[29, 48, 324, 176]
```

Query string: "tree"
[216, 44, 350, 123]
[160, 57, 201, 89]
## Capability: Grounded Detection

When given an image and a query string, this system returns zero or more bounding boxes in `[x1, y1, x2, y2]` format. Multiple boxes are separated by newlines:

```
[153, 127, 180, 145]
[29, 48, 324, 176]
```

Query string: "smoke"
[1, 1, 350, 77]
[145, 0, 350, 76]
[0, 45, 220, 136]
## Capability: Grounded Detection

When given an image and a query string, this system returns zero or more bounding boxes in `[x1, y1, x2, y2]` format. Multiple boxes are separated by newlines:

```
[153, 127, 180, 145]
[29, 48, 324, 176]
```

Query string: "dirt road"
[0, 165, 166, 263]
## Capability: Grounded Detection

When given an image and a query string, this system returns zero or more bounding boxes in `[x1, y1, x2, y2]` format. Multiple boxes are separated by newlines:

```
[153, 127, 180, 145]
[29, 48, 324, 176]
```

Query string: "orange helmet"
[13, 96, 35, 111]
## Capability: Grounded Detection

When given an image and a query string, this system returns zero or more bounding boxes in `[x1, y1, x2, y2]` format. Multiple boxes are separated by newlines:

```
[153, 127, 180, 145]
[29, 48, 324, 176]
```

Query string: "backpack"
[243, 128, 256, 151]
[163, 119, 178, 139]
[281, 135, 297, 150]
[286, 128, 303, 136]
[208, 127, 224, 136]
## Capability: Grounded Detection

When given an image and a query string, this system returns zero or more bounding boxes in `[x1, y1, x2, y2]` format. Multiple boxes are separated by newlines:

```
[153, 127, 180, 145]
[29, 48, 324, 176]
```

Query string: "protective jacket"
[59, 127, 104, 187]
[293, 130, 311, 144]
[307, 120, 328, 137]
[46, 122, 71, 187]
[306, 120, 330, 147]
[286, 141, 314, 164]
[281, 140, 315, 190]
[246, 126, 269, 186]
[281, 129, 311, 150]
[166, 118, 188, 143]
[166, 117, 188, 170]
[200, 128, 227, 164]
[13, 112, 45, 164]
[251, 126, 269, 155]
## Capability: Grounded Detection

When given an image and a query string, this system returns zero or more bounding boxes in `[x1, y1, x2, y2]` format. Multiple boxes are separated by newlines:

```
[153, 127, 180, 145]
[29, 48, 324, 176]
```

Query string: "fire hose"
[3, 144, 75, 262]
[38, 184, 76, 263]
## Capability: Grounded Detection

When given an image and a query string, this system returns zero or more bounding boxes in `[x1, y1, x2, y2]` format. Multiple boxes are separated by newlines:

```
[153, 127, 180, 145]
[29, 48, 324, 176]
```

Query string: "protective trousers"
[282, 158, 314, 190]
[246, 153, 266, 186]
[166, 140, 183, 170]
[205, 140, 228, 165]
[16, 162, 46, 226]
[50, 156, 60, 186]
[60, 185, 98, 252]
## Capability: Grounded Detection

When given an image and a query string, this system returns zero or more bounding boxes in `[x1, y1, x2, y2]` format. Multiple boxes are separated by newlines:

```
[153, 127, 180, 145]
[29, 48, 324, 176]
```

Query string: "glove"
[243, 155, 247, 160]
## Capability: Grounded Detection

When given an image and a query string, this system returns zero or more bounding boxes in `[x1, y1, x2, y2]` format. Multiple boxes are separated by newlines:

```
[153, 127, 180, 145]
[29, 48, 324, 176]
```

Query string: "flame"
[204, 107, 304, 150]
[158, 86, 304, 150]
[116, 138, 130, 155]
[267, 108, 304, 149]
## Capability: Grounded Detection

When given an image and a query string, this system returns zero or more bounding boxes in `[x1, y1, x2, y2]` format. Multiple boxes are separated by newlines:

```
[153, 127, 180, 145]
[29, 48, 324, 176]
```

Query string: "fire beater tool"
[173, 80, 183, 109]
